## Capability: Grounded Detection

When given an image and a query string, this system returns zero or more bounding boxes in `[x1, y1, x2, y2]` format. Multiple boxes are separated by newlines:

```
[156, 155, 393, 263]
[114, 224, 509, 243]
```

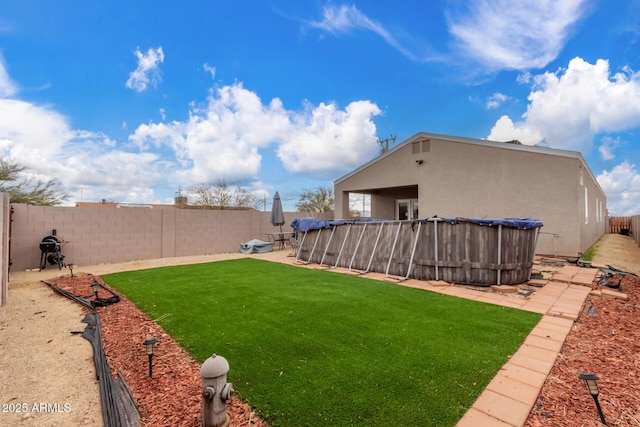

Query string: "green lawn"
[581, 236, 602, 261]
[102, 258, 540, 426]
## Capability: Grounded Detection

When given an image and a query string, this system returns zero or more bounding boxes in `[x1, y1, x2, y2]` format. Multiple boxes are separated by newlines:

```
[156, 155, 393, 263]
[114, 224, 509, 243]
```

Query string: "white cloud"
[597, 161, 640, 216]
[0, 55, 17, 97]
[125, 47, 165, 92]
[0, 96, 168, 204]
[0, 99, 73, 165]
[486, 92, 509, 109]
[446, 0, 586, 71]
[0, 52, 382, 205]
[62, 149, 164, 188]
[517, 72, 533, 84]
[130, 83, 290, 183]
[598, 136, 620, 161]
[488, 57, 640, 151]
[307, 4, 387, 37]
[487, 115, 543, 145]
[203, 63, 216, 80]
[130, 82, 382, 182]
[0, 62, 162, 203]
[278, 100, 381, 174]
[302, 2, 587, 74]
[304, 4, 420, 61]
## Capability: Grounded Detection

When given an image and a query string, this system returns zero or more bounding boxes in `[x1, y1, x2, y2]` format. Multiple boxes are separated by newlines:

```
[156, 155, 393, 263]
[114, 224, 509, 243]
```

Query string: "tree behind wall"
[0, 158, 68, 205]
[295, 186, 334, 212]
[187, 180, 259, 209]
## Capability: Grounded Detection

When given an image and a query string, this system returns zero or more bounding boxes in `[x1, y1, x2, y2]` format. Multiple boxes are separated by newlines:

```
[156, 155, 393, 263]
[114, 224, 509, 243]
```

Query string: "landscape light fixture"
[68, 263, 74, 277]
[578, 372, 607, 426]
[90, 280, 100, 297]
[143, 337, 158, 378]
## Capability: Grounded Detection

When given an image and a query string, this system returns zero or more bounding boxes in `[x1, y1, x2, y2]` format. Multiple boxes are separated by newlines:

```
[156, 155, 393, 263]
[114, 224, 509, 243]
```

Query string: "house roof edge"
[334, 132, 605, 197]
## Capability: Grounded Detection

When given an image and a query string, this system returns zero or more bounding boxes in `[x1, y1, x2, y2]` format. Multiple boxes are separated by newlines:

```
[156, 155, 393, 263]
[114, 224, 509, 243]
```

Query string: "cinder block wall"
[10, 204, 331, 271]
[1, 194, 9, 305]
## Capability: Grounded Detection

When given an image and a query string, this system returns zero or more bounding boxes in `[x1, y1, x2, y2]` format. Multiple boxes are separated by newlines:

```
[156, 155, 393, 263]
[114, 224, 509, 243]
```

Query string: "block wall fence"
[8, 203, 332, 272]
[1, 197, 638, 307]
[1, 194, 9, 306]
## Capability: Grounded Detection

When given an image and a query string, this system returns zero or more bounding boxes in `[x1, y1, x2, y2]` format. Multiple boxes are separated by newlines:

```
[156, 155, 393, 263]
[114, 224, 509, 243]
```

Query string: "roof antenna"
[377, 135, 396, 155]
[174, 186, 187, 206]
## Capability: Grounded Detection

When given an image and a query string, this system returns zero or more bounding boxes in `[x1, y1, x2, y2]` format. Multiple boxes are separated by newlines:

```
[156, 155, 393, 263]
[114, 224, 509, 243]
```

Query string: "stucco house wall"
[334, 132, 607, 257]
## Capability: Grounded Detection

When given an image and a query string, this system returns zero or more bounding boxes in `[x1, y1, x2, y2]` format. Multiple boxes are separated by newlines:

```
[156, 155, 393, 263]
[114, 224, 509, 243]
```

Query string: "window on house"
[396, 199, 419, 220]
[600, 200, 604, 222]
[349, 193, 371, 218]
[584, 187, 588, 224]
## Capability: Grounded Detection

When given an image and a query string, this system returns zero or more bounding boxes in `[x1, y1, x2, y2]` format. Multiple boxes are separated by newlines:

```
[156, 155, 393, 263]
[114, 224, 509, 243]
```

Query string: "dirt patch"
[0, 282, 103, 426]
[590, 234, 640, 275]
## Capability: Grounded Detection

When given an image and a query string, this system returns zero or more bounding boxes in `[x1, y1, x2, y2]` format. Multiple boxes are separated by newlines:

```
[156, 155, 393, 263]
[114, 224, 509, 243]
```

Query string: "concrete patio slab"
[487, 373, 541, 406]
[507, 353, 555, 376]
[529, 325, 570, 342]
[537, 316, 574, 328]
[497, 299, 527, 309]
[572, 275, 596, 286]
[467, 389, 531, 427]
[456, 408, 513, 427]
[523, 334, 565, 353]
[499, 364, 548, 389]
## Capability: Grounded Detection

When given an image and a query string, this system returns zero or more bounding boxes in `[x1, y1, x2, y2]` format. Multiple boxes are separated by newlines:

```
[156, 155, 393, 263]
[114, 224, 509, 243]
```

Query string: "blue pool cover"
[291, 217, 543, 232]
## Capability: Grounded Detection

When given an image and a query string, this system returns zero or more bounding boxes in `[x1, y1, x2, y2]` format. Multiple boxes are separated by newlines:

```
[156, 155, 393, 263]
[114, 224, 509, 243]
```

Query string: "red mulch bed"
[525, 273, 640, 427]
[47, 270, 640, 426]
[47, 273, 267, 427]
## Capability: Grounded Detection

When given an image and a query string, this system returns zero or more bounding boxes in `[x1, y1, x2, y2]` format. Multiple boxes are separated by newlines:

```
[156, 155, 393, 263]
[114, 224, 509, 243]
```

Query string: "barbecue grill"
[39, 231, 65, 271]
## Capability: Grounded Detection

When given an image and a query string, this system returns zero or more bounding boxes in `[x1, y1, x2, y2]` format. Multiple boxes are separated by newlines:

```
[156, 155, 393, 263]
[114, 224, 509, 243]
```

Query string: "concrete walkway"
[455, 270, 594, 427]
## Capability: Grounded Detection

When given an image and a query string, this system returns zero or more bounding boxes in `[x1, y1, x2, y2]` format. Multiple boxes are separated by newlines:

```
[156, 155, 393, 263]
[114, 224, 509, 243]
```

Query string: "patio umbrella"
[270, 191, 285, 233]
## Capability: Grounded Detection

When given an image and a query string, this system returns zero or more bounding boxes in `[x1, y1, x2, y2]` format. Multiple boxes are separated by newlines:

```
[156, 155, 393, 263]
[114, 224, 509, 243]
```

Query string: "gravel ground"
[0, 282, 103, 426]
[1, 252, 247, 427]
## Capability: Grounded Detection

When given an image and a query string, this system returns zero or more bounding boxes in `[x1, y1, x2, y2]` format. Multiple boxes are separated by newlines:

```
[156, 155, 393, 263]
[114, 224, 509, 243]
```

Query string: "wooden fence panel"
[632, 215, 640, 246]
[609, 216, 631, 234]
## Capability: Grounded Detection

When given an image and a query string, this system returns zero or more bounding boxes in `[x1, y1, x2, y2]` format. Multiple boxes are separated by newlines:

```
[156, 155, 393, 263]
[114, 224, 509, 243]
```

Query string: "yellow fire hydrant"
[200, 353, 233, 427]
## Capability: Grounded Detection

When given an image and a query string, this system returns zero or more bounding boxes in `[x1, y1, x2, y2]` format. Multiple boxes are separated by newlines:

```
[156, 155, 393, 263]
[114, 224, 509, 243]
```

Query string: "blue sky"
[1, 1, 639, 215]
